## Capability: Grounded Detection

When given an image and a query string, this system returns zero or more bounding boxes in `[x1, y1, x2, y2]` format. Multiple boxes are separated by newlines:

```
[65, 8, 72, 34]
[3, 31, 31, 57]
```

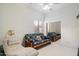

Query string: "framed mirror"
[46, 21, 61, 34]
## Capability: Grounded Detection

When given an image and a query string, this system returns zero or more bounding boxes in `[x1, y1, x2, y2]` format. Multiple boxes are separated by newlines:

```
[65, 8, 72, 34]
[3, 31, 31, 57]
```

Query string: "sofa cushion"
[32, 40, 43, 46]
[44, 36, 49, 39]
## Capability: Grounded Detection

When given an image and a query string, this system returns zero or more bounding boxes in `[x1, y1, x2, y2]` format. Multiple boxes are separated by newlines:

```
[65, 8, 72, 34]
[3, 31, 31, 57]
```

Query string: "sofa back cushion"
[24, 33, 48, 42]
[47, 32, 56, 37]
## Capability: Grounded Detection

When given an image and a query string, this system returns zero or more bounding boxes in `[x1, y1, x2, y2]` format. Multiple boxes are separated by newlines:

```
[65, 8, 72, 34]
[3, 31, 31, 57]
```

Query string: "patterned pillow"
[36, 36, 42, 40]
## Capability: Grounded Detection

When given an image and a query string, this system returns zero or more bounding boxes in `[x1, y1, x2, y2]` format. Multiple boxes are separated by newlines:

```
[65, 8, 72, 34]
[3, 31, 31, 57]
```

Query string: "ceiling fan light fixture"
[39, 3, 53, 10]
[42, 5, 51, 10]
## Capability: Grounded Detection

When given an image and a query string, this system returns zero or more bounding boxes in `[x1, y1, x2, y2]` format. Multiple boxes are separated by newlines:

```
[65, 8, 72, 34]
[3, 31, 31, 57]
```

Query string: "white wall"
[0, 3, 43, 45]
[45, 4, 79, 48]
[0, 4, 4, 45]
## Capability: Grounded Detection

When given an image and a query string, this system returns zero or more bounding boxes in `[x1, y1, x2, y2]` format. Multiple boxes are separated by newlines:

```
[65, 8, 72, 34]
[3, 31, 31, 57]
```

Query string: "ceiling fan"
[39, 3, 53, 10]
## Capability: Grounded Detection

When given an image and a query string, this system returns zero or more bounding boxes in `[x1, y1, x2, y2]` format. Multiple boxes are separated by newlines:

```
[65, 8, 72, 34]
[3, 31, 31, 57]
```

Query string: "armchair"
[47, 32, 61, 42]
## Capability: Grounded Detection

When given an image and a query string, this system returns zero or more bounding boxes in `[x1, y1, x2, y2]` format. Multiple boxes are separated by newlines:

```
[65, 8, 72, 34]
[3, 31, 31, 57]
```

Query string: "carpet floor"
[38, 39, 78, 56]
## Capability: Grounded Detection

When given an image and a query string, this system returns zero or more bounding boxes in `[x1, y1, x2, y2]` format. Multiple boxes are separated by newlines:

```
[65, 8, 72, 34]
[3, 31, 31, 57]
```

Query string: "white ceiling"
[25, 3, 71, 14]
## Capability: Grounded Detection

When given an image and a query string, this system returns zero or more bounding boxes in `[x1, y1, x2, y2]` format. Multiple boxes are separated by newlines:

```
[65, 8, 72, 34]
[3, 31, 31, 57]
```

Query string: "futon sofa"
[22, 33, 51, 49]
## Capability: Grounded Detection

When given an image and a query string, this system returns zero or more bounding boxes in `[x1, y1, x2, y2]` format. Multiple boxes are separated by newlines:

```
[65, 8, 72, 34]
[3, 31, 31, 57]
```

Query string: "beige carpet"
[38, 40, 78, 56]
